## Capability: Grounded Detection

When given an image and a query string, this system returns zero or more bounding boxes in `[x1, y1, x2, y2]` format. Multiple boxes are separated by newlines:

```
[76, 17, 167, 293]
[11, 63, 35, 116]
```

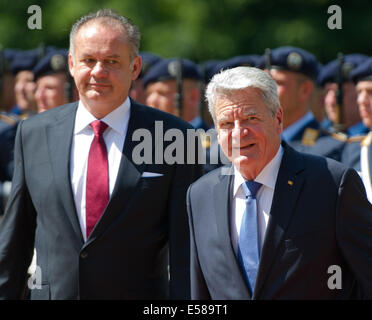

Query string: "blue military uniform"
[317, 53, 369, 137]
[142, 57, 210, 130]
[257, 46, 346, 160]
[143, 58, 228, 173]
[341, 57, 372, 199]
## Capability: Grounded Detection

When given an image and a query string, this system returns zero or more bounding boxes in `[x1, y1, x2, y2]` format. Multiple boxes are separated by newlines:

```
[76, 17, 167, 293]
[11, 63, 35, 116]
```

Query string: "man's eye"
[106, 60, 118, 65]
[83, 58, 95, 64]
[219, 122, 232, 129]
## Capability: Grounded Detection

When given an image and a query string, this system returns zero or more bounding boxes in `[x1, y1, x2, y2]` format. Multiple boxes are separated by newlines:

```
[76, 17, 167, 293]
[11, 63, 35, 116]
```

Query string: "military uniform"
[340, 57, 372, 201]
[256, 46, 346, 160]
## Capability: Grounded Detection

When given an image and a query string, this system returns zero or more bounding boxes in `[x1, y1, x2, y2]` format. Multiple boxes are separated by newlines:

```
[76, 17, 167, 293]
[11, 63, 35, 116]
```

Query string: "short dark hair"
[69, 9, 141, 61]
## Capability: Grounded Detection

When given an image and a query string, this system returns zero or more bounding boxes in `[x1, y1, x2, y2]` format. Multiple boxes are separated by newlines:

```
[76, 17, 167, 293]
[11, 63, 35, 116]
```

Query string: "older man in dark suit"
[187, 66, 372, 299]
[0, 9, 202, 300]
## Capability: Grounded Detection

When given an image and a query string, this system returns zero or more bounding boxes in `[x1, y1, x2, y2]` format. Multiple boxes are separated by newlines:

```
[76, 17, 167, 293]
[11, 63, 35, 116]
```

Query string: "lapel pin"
[288, 180, 294, 186]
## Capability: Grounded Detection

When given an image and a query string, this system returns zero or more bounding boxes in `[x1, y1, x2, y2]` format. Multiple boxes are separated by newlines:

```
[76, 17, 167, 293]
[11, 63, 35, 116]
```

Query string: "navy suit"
[0, 100, 202, 299]
[187, 142, 372, 299]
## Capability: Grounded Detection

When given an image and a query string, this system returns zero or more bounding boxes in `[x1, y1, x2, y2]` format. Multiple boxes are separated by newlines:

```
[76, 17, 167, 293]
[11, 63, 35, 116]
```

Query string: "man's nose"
[91, 61, 108, 77]
[325, 90, 336, 106]
[358, 91, 369, 107]
[231, 120, 247, 138]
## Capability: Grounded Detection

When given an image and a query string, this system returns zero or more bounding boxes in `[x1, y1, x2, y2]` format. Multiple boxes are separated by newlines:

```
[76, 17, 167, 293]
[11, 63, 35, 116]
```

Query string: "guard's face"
[69, 22, 141, 112]
[35, 73, 68, 113]
[145, 80, 179, 116]
[14, 70, 36, 111]
[215, 88, 282, 180]
[323, 82, 360, 128]
[267, 69, 302, 128]
[356, 81, 372, 129]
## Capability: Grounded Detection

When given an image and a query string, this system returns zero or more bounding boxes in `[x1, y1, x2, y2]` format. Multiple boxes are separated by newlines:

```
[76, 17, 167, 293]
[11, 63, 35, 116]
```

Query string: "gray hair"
[205, 66, 280, 123]
[69, 9, 141, 61]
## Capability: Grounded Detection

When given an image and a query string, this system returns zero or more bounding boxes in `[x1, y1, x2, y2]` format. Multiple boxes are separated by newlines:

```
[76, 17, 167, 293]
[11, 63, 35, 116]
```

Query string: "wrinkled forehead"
[215, 90, 265, 120]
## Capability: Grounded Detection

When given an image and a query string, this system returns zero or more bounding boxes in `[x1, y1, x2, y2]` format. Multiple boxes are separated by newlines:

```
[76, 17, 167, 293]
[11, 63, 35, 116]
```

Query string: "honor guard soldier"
[143, 58, 228, 173]
[9, 49, 42, 118]
[129, 52, 162, 104]
[318, 53, 369, 137]
[33, 48, 77, 113]
[258, 46, 345, 160]
[341, 57, 372, 201]
[143, 58, 209, 129]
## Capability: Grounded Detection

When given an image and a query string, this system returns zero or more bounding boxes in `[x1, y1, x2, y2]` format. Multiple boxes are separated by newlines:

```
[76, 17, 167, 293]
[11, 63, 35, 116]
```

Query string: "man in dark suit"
[187, 66, 372, 299]
[0, 9, 202, 300]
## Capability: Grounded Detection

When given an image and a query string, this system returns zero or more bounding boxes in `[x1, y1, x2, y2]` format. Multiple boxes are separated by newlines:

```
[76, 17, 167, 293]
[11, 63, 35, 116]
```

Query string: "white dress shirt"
[231, 145, 284, 256]
[70, 98, 131, 241]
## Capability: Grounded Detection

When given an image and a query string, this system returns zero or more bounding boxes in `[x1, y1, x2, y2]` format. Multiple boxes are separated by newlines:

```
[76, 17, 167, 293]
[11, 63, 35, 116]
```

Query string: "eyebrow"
[81, 54, 121, 59]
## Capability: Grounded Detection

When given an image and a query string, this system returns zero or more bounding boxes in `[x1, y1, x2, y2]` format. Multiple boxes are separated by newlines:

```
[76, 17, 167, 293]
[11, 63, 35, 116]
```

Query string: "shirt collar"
[74, 97, 131, 136]
[233, 145, 284, 197]
[282, 111, 315, 142]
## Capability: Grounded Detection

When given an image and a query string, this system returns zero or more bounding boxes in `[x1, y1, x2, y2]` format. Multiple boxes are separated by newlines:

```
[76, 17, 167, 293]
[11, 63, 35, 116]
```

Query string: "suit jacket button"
[80, 252, 88, 259]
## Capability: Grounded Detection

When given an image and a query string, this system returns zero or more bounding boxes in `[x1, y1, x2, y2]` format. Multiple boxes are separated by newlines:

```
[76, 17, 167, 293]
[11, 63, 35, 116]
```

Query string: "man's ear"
[131, 56, 142, 81]
[68, 53, 75, 78]
[300, 80, 314, 101]
[276, 106, 284, 133]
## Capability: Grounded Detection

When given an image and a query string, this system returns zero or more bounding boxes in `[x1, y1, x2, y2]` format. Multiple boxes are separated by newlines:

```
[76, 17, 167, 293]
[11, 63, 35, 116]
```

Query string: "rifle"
[332, 52, 345, 133]
[168, 59, 183, 118]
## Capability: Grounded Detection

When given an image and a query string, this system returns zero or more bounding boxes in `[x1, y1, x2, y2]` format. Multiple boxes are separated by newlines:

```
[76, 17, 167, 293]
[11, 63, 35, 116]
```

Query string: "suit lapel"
[253, 143, 305, 298]
[46, 102, 84, 247]
[213, 166, 251, 299]
[85, 101, 151, 246]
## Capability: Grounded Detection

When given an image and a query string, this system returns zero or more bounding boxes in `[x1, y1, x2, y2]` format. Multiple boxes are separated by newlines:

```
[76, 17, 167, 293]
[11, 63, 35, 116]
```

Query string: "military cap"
[197, 60, 222, 84]
[257, 46, 319, 80]
[10, 50, 40, 75]
[1, 49, 21, 73]
[350, 57, 372, 83]
[139, 52, 162, 79]
[142, 58, 202, 88]
[317, 54, 369, 87]
[33, 49, 68, 81]
[213, 55, 260, 75]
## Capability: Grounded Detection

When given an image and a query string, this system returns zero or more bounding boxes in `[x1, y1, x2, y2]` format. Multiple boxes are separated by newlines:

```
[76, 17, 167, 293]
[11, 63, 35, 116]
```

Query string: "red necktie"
[86, 120, 109, 238]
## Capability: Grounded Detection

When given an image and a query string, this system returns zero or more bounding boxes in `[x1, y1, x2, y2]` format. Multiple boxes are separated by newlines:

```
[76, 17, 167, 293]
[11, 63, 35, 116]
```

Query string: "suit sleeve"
[0, 121, 36, 299]
[167, 135, 203, 299]
[336, 168, 372, 299]
[187, 184, 211, 300]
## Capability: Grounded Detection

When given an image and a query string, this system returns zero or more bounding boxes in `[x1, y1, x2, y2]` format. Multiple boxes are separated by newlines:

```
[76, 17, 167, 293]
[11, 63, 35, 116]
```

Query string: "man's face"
[35, 73, 68, 113]
[14, 71, 36, 111]
[267, 69, 303, 128]
[145, 79, 200, 122]
[323, 82, 360, 128]
[145, 80, 178, 116]
[69, 22, 141, 113]
[215, 88, 283, 180]
[356, 81, 372, 129]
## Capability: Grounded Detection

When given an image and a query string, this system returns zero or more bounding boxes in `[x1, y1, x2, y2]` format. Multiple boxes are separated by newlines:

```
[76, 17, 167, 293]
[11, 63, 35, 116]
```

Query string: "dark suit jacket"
[0, 100, 202, 299]
[187, 142, 372, 299]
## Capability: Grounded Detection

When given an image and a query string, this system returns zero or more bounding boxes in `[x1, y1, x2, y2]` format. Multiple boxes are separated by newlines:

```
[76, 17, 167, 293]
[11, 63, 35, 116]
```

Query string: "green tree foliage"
[0, 0, 371, 64]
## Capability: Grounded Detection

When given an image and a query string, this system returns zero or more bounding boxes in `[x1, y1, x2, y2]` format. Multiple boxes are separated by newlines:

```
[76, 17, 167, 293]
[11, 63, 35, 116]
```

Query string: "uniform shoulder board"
[0, 112, 18, 126]
[360, 132, 372, 147]
[301, 128, 320, 146]
[330, 132, 348, 142]
[199, 131, 211, 149]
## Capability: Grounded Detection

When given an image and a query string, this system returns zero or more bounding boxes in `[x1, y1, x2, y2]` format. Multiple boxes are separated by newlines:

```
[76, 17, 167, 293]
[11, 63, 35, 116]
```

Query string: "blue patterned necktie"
[237, 180, 262, 295]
